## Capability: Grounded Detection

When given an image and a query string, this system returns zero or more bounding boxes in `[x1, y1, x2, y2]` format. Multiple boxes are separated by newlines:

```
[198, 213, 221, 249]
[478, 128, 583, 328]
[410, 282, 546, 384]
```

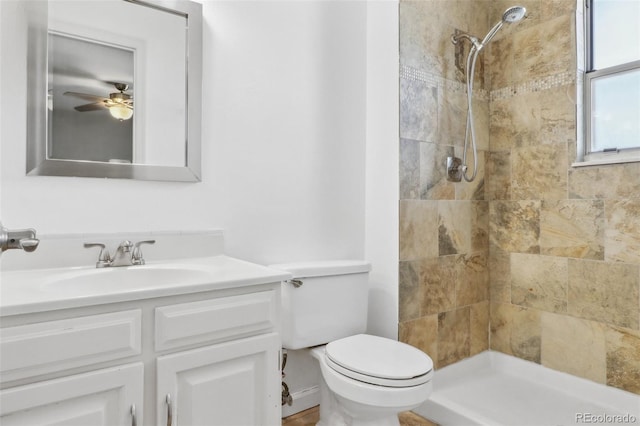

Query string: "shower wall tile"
[487, 35, 513, 90]
[512, 14, 574, 84]
[511, 144, 568, 200]
[399, 1, 445, 78]
[605, 326, 640, 394]
[399, 314, 439, 365]
[456, 252, 489, 307]
[471, 201, 489, 252]
[489, 246, 511, 303]
[454, 148, 485, 201]
[540, 199, 605, 260]
[437, 86, 467, 147]
[400, 78, 438, 143]
[421, 256, 457, 316]
[568, 259, 640, 330]
[420, 142, 455, 200]
[438, 307, 471, 367]
[569, 163, 640, 200]
[438, 201, 471, 255]
[489, 93, 540, 150]
[470, 301, 490, 356]
[489, 200, 540, 253]
[511, 253, 568, 314]
[399, 200, 439, 261]
[490, 302, 542, 363]
[604, 200, 640, 264]
[485, 150, 511, 200]
[541, 312, 606, 384]
[539, 84, 577, 144]
[400, 138, 420, 199]
[399, 260, 421, 322]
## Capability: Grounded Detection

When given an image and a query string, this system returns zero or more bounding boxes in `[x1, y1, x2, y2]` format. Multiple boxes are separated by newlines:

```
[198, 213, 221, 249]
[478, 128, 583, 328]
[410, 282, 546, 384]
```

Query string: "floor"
[282, 406, 438, 426]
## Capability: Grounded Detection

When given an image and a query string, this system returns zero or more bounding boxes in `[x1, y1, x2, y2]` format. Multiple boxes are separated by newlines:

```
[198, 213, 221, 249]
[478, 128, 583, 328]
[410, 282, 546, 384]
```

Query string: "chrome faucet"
[0, 224, 40, 253]
[84, 239, 155, 268]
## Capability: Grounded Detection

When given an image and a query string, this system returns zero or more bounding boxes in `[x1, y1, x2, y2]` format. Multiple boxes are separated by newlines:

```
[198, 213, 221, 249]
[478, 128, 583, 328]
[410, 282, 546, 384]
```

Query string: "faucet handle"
[84, 242, 111, 268]
[132, 240, 155, 265]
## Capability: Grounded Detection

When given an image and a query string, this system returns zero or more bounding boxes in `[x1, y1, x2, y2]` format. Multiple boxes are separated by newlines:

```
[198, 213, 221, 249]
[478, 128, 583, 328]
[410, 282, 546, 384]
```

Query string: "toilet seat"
[325, 334, 433, 387]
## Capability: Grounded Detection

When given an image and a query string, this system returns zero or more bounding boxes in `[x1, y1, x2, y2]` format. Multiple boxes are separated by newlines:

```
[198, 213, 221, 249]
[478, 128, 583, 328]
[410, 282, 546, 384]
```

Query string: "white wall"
[204, 0, 368, 266]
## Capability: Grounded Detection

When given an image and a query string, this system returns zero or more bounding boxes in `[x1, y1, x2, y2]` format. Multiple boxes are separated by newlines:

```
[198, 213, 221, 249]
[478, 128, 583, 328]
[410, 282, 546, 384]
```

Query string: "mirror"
[26, 0, 202, 182]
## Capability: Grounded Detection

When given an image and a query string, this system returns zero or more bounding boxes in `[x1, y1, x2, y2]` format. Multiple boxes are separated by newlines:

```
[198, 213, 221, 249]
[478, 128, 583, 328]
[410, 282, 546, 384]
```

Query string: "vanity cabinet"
[0, 283, 281, 426]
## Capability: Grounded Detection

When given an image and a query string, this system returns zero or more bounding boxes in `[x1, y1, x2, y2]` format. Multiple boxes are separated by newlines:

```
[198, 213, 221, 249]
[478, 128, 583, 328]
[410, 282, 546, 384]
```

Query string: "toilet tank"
[269, 260, 371, 350]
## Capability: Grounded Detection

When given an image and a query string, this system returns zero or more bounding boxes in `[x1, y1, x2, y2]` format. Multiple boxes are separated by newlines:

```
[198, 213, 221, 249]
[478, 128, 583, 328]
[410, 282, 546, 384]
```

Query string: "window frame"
[577, 0, 640, 166]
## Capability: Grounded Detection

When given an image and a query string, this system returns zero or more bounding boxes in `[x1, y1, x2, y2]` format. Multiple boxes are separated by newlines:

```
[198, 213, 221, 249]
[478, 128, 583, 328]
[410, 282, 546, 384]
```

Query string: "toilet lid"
[325, 334, 433, 387]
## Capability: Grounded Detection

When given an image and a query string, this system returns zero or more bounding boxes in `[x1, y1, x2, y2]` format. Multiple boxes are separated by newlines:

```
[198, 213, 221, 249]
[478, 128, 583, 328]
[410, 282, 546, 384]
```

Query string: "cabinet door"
[0, 363, 143, 426]
[157, 333, 280, 426]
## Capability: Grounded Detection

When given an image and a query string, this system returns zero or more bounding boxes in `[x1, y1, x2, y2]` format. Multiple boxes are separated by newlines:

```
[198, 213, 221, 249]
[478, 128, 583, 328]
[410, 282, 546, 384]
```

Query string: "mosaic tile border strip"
[490, 71, 576, 101]
[399, 64, 489, 101]
[400, 64, 576, 102]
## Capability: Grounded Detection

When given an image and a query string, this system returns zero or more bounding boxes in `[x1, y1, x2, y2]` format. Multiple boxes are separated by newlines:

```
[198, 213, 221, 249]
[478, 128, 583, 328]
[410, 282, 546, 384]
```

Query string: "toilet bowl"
[270, 260, 434, 425]
[311, 334, 433, 426]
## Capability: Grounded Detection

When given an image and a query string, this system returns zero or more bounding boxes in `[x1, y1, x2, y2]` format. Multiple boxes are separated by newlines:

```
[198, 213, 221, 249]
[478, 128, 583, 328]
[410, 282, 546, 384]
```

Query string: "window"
[581, 0, 640, 165]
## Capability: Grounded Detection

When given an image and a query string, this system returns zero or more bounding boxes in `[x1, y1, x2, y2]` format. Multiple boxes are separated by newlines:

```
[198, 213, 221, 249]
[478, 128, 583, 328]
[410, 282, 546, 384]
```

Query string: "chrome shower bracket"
[446, 156, 463, 182]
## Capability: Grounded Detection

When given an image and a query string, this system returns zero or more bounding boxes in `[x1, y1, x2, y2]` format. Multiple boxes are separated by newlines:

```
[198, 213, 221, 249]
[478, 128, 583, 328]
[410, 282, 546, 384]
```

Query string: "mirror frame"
[26, 0, 202, 182]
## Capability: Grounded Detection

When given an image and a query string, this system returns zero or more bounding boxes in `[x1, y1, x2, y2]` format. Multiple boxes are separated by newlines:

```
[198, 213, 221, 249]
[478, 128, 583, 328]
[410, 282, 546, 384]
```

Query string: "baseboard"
[281, 385, 320, 418]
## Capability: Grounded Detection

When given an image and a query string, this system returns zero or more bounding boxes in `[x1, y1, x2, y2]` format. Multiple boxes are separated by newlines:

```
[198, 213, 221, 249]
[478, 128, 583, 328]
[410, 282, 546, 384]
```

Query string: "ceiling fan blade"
[74, 102, 107, 112]
[64, 91, 108, 103]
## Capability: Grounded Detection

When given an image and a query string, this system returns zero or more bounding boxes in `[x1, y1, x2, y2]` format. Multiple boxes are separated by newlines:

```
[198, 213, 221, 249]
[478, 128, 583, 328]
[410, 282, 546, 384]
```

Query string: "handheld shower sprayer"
[447, 6, 527, 183]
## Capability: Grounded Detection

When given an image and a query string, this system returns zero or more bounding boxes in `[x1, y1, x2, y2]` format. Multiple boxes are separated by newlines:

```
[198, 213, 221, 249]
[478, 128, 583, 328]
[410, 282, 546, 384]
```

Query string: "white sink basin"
[42, 264, 214, 293]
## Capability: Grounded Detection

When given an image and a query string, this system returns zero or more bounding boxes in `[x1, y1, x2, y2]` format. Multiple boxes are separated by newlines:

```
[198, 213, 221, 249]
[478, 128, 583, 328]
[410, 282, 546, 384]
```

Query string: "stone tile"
[438, 307, 471, 367]
[456, 253, 489, 307]
[485, 150, 511, 201]
[419, 142, 455, 200]
[490, 200, 540, 254]
[399, 1, 445, 78]
[511, 144, 568, 200]
[569, 163, 640, 200]
[540, 199, 605, 260]
[568, 259, 640, 330]
[490, 302, 542, 363]
[541, 312, 606, 384]
[437, 85, 467, 147]
[399, 200, 439, 261]
[420, 256, 457, 316]
[470, 301, 490, 356]
[489, 92, 540, 151]
[400, 138, 420, 200]
[399, 260, 421, 322]
[539, 84, 577, 145]
[488, 35, 513, 90]
[438, 201, 471, 255]
[512, 14, 574, 83]
[400, 78, 438, 143]
[454, 149, 485, 201]
[605, 200, 640, 264]
[489, 246, 511, 303]
[511, 254, 568, 314]
[399, 315, 439, 364]
[471, 201, 489, 252]
[605, 326, 640, 394]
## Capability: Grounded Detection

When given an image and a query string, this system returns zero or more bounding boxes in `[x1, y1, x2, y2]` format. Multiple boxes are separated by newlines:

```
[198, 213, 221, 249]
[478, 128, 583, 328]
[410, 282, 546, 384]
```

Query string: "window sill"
[572, 155, 640, 168]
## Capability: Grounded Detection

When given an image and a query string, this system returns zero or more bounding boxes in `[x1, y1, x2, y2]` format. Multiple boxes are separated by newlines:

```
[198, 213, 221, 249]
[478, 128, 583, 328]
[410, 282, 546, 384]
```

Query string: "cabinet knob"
[166, 393, 173, 426]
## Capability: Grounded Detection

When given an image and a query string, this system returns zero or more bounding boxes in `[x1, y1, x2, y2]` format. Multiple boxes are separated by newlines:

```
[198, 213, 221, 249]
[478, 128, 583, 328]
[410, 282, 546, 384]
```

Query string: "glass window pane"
[590, 68, 640, 152]
[592, 0, 640, 69]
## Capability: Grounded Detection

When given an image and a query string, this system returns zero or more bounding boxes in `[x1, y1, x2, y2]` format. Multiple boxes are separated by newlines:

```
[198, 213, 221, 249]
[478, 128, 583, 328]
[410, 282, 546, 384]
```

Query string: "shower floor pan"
[414, 351, 640, 426]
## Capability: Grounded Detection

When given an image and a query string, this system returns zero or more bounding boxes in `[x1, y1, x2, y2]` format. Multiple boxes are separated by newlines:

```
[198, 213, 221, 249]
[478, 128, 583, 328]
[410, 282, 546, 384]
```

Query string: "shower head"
[502, 6, 527, 23]
[480, 5, 527, 48]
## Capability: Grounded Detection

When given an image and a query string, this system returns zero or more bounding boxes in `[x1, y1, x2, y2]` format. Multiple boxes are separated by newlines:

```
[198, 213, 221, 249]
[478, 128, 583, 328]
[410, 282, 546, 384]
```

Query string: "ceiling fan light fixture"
[109, 104, 133, 121]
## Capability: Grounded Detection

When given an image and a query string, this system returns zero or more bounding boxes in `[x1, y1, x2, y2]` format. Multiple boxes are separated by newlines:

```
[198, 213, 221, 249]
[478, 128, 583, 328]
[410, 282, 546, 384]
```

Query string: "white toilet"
[270, 260, 433, 426]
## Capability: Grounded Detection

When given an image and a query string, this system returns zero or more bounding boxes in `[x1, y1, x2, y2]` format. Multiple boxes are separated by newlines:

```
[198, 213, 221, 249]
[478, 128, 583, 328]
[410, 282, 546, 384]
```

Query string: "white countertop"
[0, 255, 291, 317]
